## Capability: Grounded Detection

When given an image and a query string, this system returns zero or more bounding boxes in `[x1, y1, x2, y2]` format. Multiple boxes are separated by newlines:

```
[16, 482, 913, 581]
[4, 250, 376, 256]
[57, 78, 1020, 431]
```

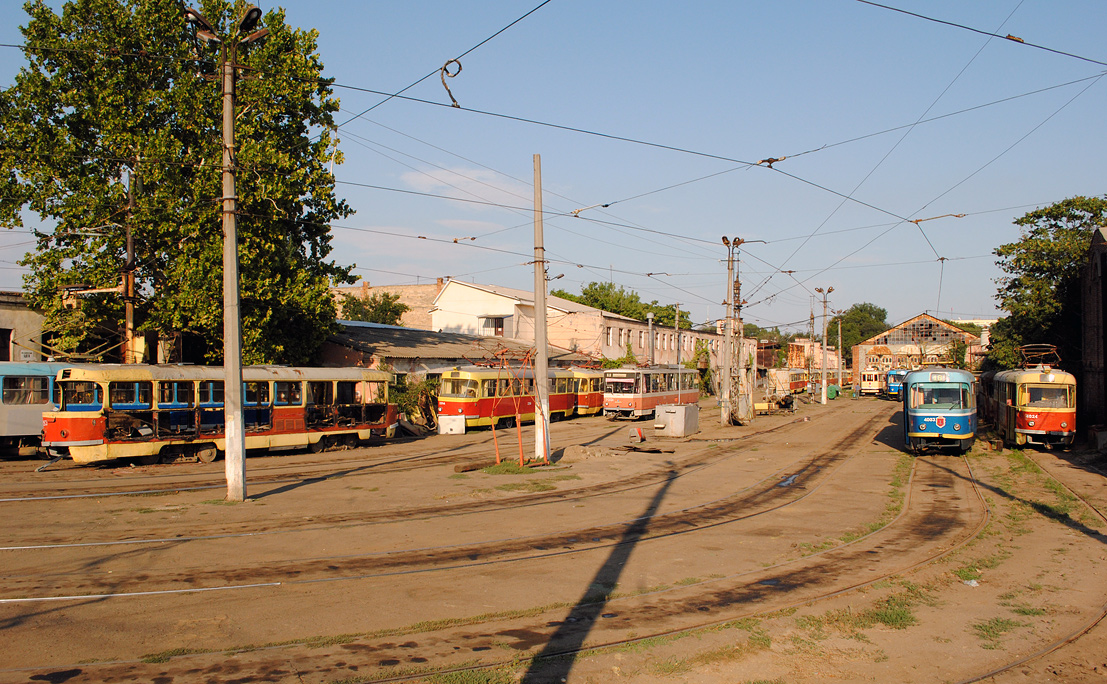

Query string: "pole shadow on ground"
[521, 465, 678, 683]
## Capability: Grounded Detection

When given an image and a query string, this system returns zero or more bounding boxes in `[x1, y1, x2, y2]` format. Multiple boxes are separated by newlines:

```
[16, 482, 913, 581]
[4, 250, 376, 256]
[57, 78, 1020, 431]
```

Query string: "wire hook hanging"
[440, 59, 462, 107]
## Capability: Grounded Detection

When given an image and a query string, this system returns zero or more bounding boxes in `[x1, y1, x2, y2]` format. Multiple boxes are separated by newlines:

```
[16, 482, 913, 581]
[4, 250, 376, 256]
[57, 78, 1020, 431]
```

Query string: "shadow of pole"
[521, 465, 679, 683]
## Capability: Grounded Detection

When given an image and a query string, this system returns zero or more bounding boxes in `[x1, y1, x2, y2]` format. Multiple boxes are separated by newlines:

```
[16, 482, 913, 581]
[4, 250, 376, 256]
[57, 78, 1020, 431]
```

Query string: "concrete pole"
[837, 317, 843, 387]
[532, 154, 550, 464]
[647, 312, 654, 365]
[223, 44, 246, 501]
[721, 241, 733, 425]
[818, 287, 833, 405]
[124, 169, 136, 363]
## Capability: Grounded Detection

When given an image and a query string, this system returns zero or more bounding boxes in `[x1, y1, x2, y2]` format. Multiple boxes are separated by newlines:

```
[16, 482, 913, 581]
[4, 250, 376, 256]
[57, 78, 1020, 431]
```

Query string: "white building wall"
[431, 285, 516, 337]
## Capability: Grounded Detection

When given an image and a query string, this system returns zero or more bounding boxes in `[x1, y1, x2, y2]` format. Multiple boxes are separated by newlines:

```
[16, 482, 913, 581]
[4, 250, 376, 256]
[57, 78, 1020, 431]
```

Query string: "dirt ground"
[0, 395, 1105, 684]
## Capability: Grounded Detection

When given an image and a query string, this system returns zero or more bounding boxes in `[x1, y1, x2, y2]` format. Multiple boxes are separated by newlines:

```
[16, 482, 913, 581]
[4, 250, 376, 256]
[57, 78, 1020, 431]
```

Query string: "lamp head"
[238, 5, 263, 33]
[721, 236, 730, 247]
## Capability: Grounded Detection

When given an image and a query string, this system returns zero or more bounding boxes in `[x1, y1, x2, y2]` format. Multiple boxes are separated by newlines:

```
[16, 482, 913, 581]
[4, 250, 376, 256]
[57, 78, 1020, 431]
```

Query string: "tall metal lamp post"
[185, 5, 269, 502]
[815, 286, 834, 405]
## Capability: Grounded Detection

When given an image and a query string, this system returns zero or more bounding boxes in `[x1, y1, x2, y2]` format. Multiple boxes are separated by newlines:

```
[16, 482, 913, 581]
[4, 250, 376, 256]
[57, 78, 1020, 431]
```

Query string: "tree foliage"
[0, 0, 354, 363]
[828, 302, 889, 361]
[339, 291, 410, 326]
[552, 281, 693, 328]
[987, 196, 1107, 370]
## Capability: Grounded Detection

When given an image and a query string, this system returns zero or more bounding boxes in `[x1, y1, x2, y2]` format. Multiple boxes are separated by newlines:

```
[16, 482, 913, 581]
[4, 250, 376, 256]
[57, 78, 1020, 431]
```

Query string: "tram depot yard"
[2, 395, 1107, 684]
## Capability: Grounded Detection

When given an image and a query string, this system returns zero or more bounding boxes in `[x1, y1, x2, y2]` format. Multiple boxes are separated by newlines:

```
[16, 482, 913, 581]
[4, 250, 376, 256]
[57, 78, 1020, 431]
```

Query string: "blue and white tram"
[902, 368, 976, 454]
[885, 369, 908, 400]
[0, 362, 81, 458]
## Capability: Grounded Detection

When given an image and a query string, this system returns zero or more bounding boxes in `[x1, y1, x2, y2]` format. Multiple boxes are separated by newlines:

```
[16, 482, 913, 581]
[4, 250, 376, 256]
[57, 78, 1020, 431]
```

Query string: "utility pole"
[837, 316, 843, 388]
[532, 154, 550, 465]
[815, 287, 833, 404]
[186, 5, 269, 502]
[720, 238, 735, 425]
[123, 168, 137, 364]
[674, 303, 681, 366]
[647, 312, 654, 365]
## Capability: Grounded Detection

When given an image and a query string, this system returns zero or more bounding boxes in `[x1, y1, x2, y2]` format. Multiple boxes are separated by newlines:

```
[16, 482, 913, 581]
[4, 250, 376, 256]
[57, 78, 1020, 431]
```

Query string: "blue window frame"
[109, 381, 153, 410]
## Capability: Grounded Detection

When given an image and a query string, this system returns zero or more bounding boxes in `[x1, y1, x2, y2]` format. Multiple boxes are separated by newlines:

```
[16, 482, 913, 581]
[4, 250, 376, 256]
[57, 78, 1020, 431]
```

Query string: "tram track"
[0, 411, 884, 601]
[0, 420, 996, 683]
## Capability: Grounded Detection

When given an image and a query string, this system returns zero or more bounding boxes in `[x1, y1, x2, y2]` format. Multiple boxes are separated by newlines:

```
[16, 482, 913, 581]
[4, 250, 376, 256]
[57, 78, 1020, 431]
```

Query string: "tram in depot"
[0, 362, 90, 458]
[41, 365, 398, 464]
[436, 366, 605, 432]
[766, 368, 809, 395]
[885, 368, 909, 400]
[990, 366, 1076, 448]
[902, 368, 977, 454]
[603, 366, 700, 420]
[858, 368, 884, 396]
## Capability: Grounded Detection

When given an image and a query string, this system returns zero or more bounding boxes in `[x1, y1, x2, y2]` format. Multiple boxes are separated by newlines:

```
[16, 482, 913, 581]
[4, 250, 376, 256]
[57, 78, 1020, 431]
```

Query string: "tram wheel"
[343, 434, 359, 449]
[308, 438, 327, 453]
[196, 446, 218, 463]
[135, 454, 161, 466]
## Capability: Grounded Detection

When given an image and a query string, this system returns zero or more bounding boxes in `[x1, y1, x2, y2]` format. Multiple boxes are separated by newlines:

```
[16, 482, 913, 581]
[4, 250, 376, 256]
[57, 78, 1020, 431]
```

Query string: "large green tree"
[552, 281, 693, 328]
[987, 196, 1107, 370]
[339, 291, 409, 326]
[829, 302, 889, 361]
[0, 0, 353, 363]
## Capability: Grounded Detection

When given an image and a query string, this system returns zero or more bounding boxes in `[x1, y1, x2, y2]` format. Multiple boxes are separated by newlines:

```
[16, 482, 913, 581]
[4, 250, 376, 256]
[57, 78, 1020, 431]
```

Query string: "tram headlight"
[1061, 421, 1068, 428]
[954, 424, 960, 431]
[1028, 420, 1035, 427]
[919, 424, 926, 431]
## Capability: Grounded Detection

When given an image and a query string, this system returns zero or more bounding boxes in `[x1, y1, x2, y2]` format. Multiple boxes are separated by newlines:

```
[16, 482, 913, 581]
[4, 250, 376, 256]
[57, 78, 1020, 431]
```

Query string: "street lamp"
[185, 5, 269, 502]
[815, 286, 834, 405]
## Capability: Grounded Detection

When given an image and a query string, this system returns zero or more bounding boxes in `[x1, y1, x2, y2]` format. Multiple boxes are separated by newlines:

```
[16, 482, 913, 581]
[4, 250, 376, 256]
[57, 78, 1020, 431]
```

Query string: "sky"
[1, 0, 1104, 334]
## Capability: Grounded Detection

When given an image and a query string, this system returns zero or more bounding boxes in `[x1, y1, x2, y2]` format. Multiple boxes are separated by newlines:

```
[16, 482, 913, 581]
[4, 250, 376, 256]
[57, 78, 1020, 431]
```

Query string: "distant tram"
[436, 366, 605, 432]
[603, 366, 700, 420]
[885, 369, 908, 400]
[859, 368, 884, 396]
[766, 368, 809, 396]
[42, 365, 398, 464]
[902, 368, 976, 454]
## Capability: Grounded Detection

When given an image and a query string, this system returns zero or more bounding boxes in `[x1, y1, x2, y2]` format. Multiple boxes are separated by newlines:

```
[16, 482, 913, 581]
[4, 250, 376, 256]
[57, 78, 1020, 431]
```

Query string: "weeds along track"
[952, 449, 1107, 684]
[0, 411, 885, 600]
[8, 427, 994, 683]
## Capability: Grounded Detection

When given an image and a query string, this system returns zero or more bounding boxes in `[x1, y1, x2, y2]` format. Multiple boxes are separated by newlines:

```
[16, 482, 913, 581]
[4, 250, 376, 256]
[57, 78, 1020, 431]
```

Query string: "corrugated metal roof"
[329, 321, 593, 363]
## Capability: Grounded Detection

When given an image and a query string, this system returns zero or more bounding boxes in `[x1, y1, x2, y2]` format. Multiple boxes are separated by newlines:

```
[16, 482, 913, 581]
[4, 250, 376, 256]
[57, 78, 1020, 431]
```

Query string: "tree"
[987, 196, 1107, 370]
[552, 281, 693, 328]
[829, 303, 889, 361]
[0, 0, 354, 363]
[339, 291, 409, 326]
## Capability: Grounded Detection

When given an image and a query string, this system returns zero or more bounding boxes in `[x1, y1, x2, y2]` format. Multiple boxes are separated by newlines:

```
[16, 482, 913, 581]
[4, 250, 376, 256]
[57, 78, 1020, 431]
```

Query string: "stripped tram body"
[885, 369, 908, 400]
[603, 366, 700, 420]
[41, 365, 397, 464]
[0, 362, 87, 458]
[436, 366, 605, 431]
[902, 368, 976, 454]
[859, 368, 884, 396]
[990, 366, 1076, 448]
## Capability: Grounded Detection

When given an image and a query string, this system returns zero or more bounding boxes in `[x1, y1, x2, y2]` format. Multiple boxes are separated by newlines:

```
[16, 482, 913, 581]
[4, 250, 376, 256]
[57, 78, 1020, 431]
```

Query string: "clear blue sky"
[2, 1, 1104, 333]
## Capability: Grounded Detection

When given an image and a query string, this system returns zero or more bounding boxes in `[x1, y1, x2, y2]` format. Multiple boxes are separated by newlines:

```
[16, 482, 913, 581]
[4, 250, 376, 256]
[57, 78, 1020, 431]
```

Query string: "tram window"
[525, 378, 534, 393]
[363, 381, 385, 403]
[62, 381, 101, 410]
[109, 381, 152, 408]
[274, 382, 302, 405]
[441, 378, 478, 398]
[556, 378, 568, 393]
[605, 377, 637, 394]
[157, 381, 195, 407]
[336, 381, 357, 404]
[245, 382, 272, 406]
[482, 380, 497, 397]
[308, 382, 333, 406]
[2, 376, 49, 405]
[1026, 385, 1069, 408]
[198, 381, 225, 405]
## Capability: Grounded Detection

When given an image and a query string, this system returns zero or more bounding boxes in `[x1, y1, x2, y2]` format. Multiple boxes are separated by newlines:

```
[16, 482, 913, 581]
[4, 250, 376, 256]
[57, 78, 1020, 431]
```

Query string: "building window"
[483, 317, 505, 336]
[606, 327, 613, 346]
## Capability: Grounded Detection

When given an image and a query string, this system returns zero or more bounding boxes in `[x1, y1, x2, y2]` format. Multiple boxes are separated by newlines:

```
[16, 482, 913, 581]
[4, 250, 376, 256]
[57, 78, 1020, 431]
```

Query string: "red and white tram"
[990, 366, 1076, 448]
[41, 365, 398, 464]
[766, 368, 809, 395]
[603, 366, 700, 420]
[436, 366, 605, 432]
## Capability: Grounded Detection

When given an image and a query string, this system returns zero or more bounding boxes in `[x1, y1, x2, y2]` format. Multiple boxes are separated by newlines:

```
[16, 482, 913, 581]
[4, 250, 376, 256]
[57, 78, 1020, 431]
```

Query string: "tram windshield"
[1023, 385, 1072, 408]
[909, 383, 973, 410]
[605, 377, 638, 394]
[440, 378, 479, 398]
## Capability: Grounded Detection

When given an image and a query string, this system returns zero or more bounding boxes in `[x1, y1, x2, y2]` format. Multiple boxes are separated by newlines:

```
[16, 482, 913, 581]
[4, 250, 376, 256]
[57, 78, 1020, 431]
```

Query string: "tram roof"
[993, 366, 1076, 383]
[54, 365, 393, 382]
